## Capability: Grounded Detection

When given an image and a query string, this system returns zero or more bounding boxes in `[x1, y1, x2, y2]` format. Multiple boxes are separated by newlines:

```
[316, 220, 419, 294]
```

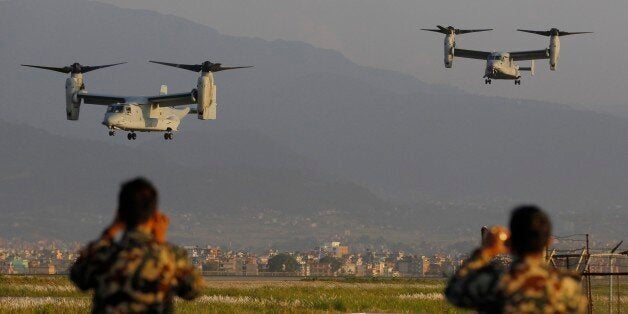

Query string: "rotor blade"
[436, 25, 448, 32]
[21, 64, 71, 73]
[610, 241, 623, 254]
[421, 28, 446, 34]
[558, 31, 593, 36]
[81, 62, 127, 73]
[456, 28, 493, 34]
[149, 60, 203, 72]
[517, 29, 552, 36]
[214, 66, 254, 72]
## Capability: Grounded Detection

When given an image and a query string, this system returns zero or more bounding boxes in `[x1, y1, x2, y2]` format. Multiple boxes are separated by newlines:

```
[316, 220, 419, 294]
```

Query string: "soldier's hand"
[481, 226, 510, 258]
[102, 216, 125, 240]
[152, 211, 169, 244]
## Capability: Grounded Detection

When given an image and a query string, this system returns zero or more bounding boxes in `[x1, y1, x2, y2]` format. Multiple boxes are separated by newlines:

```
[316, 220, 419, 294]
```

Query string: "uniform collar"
[122, 226, 154, 244]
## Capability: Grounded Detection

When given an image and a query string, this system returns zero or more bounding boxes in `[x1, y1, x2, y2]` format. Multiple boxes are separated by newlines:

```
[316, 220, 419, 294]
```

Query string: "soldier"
[70, 178, 204, 313]
[445, 205, 587, 313]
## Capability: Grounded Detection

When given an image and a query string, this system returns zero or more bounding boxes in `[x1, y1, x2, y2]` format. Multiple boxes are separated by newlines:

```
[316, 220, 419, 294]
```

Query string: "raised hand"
[481, 226, 510, 258]
[151, 211, 170, 244]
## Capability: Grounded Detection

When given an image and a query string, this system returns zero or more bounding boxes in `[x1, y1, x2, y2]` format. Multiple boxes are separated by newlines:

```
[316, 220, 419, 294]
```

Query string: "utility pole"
[609, 254, 613, 314]
[586, 234, 593, 314]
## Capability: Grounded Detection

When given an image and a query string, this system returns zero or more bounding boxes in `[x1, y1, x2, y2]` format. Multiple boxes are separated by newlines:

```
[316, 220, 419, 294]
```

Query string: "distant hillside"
[0, 121, 396, 249]
[0, 0, 626, 246]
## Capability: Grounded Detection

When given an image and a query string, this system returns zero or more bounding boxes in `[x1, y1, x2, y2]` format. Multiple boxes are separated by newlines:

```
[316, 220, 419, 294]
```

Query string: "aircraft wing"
[509, 49, 549, 61]
[147, 92, 196, 107]
[76, 92, 126, 105]
[454, 48, 491, 60]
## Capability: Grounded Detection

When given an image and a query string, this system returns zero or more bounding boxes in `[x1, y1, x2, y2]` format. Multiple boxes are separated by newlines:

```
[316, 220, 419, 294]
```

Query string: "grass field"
[0, 275, 625, 313]
[0, 276, 460, 313]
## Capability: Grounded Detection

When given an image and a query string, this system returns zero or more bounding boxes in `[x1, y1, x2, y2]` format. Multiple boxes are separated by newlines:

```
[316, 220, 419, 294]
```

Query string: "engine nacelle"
[549, 35, 560, 71]
[196, 73, 216, 120]
[65, 76, 82, 120]
[444, 34, 455, 68]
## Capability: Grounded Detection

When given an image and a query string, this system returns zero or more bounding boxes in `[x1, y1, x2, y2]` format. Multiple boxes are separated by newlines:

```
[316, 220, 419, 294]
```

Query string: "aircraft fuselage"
[484, 52, 520, 80]
[102, 102, 189, 132]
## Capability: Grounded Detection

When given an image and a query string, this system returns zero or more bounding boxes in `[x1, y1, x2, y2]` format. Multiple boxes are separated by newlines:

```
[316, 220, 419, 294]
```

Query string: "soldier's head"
[509, 205, 552, 256]
[117, 177, 158, 229]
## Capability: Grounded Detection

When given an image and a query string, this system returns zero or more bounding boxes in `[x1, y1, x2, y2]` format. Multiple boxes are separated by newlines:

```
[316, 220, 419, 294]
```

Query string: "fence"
[549, 234, 627, 314]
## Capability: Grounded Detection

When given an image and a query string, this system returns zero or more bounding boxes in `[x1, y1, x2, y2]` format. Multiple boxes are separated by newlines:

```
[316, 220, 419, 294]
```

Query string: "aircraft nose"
[103, 115, 120, 126]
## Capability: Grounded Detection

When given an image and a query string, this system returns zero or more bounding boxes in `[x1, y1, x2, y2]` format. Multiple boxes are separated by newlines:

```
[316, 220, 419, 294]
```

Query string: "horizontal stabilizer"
[519, 60, 535, 76]
[174, 107, 191, 118]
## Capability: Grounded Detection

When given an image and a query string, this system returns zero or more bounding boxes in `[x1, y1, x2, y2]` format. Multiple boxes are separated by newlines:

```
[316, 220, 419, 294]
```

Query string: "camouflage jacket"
[70, 227, 204, 313]
[445, 249, 587, 313]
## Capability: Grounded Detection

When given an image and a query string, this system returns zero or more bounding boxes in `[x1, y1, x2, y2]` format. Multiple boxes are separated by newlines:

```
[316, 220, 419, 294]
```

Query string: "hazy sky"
[98, 0, 622, 110]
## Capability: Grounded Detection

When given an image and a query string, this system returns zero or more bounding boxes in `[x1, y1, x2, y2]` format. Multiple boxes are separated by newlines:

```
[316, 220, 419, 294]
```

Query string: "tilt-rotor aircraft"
[422, 26, 591, 85]
[22, 60, 252, 140]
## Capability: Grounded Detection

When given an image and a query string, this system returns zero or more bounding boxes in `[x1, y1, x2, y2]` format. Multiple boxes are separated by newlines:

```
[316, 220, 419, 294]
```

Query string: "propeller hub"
[21, 62, 126, 74]
[203, 62, 224, 73]
[201, 61, 213, 72]
[71, 63, 82, 74]
[149, 60, 252, 73]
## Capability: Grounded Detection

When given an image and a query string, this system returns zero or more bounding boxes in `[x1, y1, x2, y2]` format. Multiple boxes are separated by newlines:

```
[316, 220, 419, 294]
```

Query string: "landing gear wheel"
[132, 133, 137, 140]
[108, 130, 115, 136]
[164, 133, 173, 140]
[127, 133, 137, 140]
[485, 79, 492, 85]
[514, 80, 521, 85]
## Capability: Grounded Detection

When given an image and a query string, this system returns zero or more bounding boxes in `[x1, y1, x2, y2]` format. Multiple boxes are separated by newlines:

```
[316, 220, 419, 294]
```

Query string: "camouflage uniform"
[445, 249, 587, 313]
[70, 227, 204, 313]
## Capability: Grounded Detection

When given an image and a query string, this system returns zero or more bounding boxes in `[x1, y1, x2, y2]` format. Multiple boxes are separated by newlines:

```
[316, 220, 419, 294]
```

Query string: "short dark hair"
[117, 177, 158, 228]
[509, 205, 552, 255]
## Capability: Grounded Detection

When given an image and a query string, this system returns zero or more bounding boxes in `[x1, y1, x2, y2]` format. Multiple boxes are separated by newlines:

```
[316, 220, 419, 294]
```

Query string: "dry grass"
[0, 276, 459, 313]
[3, 275, 624, 313]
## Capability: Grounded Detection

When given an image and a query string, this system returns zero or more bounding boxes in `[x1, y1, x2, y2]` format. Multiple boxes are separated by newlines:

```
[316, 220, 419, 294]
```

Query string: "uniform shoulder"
[549, 267, 584, 297]
[553, 267, 581, 281]
[160, 242, 189, 259]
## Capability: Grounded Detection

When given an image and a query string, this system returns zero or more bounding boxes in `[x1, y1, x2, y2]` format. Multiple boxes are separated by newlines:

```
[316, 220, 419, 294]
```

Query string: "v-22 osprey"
[422, 26, 591, 85]
[22, 60, 252, 140]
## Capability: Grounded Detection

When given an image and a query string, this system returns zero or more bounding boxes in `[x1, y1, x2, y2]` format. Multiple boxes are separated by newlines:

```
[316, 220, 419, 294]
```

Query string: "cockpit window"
[489, 55, 500, 60]
[125, 107, 132, 114]
[107, 105, 124, 113]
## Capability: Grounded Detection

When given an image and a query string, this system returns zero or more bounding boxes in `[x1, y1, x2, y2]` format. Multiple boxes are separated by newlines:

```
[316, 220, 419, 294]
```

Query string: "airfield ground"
[0, 276, 625, 313]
